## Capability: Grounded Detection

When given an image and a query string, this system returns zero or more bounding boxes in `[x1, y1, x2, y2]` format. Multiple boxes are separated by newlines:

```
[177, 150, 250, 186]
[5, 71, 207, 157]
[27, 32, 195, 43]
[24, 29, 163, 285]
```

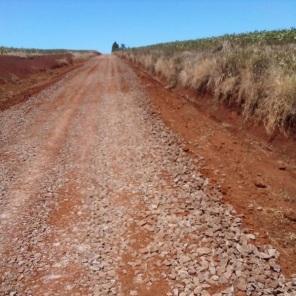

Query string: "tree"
[0, 47, 6, 55]
[111, 42, 119, 53]
[120, 44, 126, 50]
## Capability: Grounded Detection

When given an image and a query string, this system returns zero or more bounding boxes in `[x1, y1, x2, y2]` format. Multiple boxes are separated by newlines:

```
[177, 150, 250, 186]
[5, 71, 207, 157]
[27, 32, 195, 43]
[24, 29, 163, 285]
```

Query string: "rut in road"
[0, 56, 295, 296]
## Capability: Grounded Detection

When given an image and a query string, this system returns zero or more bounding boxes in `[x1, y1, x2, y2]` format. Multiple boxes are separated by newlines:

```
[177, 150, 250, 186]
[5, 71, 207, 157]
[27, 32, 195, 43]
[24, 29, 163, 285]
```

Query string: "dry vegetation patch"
[118, 29, 296, 135]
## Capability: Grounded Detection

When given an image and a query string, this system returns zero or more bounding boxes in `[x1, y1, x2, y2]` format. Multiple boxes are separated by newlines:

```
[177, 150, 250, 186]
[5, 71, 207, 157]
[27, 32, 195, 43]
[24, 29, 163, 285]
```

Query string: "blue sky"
[1, 0, 296, 53]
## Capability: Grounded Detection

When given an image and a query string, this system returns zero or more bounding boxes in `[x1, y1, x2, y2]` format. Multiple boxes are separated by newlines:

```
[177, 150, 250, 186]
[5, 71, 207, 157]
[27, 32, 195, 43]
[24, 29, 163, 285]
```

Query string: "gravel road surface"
[0, 56, 295, 295]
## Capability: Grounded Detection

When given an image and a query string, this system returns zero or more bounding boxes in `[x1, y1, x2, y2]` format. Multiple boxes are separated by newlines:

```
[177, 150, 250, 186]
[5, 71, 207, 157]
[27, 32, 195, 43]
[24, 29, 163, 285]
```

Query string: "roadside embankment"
[117, 29, 296, 137]
[0, 51, 99, 111]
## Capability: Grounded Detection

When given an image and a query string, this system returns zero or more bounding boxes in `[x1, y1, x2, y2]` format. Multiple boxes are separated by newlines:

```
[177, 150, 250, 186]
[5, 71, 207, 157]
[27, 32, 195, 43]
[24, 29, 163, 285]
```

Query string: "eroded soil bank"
[0, 53, 98, 111]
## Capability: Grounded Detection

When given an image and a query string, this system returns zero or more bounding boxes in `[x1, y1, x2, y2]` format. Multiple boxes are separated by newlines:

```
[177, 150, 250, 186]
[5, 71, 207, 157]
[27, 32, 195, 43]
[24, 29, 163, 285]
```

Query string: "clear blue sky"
[1, 0, 295, 53]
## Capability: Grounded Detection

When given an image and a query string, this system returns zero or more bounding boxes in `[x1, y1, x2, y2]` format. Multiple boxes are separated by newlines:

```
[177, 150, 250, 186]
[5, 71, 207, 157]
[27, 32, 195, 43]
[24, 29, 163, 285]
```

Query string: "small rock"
[278, 161, 287, 170]
[188, 267, 196, 276]
[254, 181, 267, 189]
[267, 248, 277, 258]
[179, 255, 191, 264]
[284, 210, 296, 222]
[196, 247, 211, 256]
[236, 278, 247, 291]
[169, 273, 177, 280]
[246, 234, 256, 240]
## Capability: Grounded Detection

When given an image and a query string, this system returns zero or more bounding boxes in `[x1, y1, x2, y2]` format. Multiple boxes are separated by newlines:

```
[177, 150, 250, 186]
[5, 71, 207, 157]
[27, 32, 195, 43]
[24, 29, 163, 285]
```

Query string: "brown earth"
[0, 55, 295, 295]
[0, 53, 98, 111]
[126, 60, 296, 276]
[0, 54, 74, 79]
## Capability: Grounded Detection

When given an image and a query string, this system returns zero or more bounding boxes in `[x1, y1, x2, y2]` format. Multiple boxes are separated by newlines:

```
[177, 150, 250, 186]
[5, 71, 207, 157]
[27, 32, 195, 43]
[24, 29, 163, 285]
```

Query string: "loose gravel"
[0, 56, 295, 296]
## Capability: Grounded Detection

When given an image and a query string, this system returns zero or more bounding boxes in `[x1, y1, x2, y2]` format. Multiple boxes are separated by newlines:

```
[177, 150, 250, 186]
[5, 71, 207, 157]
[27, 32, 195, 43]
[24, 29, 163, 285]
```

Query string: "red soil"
[0, 54, 73, 80]
[127, 60, 296, 276]
[0, 54, 93, 111]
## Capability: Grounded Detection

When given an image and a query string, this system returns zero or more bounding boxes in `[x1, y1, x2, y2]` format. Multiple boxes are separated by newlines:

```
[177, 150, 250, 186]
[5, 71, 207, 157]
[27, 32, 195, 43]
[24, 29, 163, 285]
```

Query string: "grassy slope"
[118, 29, 296, 135]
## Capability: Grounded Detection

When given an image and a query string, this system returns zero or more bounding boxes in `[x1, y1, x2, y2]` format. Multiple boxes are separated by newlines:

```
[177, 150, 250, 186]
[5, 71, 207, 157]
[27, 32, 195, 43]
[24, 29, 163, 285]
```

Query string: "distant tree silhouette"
[112, 42, 119, 53]
[0, 47, 6, 55]
[120, 44, 126, 50]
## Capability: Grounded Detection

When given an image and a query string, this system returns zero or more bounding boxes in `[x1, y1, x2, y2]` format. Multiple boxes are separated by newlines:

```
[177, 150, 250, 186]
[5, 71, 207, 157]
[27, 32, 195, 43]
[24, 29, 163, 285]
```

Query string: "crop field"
[119, 29, 296, 134]
[136, 29, 296, 51]
[0, 46, 97, 57]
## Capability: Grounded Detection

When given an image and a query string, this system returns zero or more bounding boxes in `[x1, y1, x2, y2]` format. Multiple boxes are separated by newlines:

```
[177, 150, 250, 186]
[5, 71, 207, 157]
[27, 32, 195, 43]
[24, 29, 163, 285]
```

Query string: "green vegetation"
[0, 46, 96, 56]
[112, 41, 127, 53]
[112, 42, 120, 52]
[0, 47, 7, 55]
[118, 29, 296, 134]
[136, 28, 296, 53]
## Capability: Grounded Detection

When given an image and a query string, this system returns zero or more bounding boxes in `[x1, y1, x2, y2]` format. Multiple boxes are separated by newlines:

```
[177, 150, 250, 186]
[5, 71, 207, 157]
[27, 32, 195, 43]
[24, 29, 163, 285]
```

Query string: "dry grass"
[70, 52, 98, 62]
[55, 57, 71, 67]
[118, 29, 296, 135]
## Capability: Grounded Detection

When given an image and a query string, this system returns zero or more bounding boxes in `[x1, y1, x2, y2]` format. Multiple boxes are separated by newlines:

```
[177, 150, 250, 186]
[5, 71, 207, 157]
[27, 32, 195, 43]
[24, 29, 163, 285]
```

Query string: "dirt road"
[0, 56, 295, 295]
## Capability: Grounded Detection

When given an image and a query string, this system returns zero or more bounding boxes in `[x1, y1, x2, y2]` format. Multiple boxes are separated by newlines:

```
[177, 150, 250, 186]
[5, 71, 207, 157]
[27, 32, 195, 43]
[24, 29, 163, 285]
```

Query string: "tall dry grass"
[118, 30, 296, 134]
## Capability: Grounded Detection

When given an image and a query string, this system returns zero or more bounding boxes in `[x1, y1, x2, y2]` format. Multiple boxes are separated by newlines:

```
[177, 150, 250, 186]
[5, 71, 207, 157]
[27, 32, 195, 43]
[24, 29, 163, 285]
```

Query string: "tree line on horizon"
[111, 42, 127, 53]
